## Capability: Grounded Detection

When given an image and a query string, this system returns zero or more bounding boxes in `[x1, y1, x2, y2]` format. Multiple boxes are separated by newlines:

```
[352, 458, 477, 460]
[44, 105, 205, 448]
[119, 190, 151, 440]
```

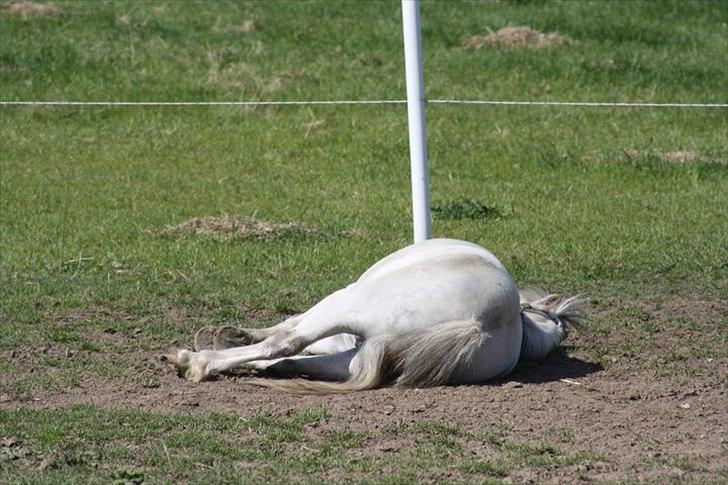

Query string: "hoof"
[164, 349, 212, 382]
[194, 326, 216, 351]
[213, 326, 254, 350]
[163, 348, 190, 366]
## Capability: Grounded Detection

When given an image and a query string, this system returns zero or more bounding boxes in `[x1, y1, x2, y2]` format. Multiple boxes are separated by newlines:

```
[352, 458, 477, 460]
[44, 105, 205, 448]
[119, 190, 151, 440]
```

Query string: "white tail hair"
[247, 318, 485, 395]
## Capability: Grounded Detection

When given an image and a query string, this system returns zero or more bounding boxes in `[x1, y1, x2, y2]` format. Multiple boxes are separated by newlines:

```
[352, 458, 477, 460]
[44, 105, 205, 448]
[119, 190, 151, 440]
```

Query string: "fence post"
[401, 0, 431, 243]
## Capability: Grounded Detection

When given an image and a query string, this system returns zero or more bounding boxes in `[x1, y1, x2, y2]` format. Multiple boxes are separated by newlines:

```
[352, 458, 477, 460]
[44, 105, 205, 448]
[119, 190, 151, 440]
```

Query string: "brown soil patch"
[3, 296, 727, 481]
[161, 215, 310, 240]
[1, 1, 59, 15]
[465, 26, 571, 49]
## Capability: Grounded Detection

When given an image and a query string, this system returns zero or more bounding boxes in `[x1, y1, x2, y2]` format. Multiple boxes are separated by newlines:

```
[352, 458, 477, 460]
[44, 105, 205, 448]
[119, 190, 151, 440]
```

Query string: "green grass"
[0, 409, 601, 482]
[1, 0, 727, 482]
[0, 405, 344, 482]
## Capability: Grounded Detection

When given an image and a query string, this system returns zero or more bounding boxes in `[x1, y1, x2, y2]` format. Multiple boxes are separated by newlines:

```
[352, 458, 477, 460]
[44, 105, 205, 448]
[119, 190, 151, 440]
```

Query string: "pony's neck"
[520, 313, 565, 360]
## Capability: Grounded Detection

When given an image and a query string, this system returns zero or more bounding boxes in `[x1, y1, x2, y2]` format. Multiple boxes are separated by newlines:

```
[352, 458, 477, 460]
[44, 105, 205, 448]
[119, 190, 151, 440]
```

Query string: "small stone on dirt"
[464, 26, 571, 49]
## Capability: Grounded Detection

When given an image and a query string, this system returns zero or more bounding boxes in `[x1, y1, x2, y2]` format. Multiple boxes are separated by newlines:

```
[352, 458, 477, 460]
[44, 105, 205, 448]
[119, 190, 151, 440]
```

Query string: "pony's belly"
[303, 333, 358, 355]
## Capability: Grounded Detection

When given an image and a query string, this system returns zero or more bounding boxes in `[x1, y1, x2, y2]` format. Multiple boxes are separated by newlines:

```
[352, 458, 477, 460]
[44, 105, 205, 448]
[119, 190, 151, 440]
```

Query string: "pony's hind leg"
[170, 306, 358, 381]
[213, 326, 255, 350]
[193, 326, 216, 351]
[192, 315, 303, 351]
[214, 327, 358, 355]
[230, 314, 303, 344]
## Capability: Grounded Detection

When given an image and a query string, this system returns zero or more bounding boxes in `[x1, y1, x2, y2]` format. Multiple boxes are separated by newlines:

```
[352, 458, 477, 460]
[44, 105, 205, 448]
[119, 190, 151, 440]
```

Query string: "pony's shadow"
[493, 347, 602, 386]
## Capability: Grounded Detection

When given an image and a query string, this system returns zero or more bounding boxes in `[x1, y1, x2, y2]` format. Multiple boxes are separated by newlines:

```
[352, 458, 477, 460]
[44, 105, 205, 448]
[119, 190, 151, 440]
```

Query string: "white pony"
[167, 238, 584, 393]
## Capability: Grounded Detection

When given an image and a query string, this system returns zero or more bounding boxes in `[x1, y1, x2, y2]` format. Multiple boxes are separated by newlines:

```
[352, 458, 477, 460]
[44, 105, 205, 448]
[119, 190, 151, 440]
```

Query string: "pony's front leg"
[169, 312, 357, 382]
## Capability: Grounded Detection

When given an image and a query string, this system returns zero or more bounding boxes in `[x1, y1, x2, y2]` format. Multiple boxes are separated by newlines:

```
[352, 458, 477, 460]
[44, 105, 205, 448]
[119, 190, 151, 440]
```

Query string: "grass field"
[1, 0, 727, 482]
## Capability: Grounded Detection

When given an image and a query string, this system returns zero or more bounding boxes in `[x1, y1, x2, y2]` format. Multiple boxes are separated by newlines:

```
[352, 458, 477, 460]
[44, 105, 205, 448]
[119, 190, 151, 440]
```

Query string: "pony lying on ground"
[167, 238, 584, 394]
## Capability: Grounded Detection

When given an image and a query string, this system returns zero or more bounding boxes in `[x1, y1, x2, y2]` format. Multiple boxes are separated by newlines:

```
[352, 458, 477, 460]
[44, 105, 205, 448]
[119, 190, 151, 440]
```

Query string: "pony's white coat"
[168, 238, 583, 393]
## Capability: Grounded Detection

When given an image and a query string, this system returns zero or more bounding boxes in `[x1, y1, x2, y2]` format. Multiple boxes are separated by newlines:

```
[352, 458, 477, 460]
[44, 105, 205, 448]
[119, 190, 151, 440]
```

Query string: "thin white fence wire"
[429, 100, 728, 108]
[1, 99, 727, 108]
[0, 100, 404, 106]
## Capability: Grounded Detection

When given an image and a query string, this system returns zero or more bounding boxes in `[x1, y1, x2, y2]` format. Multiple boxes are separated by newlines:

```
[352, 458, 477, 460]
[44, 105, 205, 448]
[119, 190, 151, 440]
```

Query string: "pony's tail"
[246, 318, 485, 395]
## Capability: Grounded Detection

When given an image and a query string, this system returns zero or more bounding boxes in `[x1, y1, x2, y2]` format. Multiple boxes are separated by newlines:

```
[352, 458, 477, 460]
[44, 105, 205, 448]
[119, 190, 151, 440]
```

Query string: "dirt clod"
[1, 1, 60, 15]
[465, 26, 571, 49]
[161, 215, 310, 240]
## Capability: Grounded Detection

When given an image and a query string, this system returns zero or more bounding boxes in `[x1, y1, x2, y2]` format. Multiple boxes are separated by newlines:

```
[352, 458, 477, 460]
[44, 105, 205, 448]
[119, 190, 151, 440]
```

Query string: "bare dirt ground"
[3, 298, 727, 482]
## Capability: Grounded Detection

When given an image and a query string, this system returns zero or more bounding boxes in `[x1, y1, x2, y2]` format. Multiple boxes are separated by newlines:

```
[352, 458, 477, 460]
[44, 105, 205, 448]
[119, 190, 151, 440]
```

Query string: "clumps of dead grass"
[212, 19, 256, 34]
[464, 26, 572, 49]
[238, 20, 255, 33]
[205, 52, 283, 94]
[622, 149, 727, 166]
[1, 0, 60, 16]
[161, 215, 312, 240]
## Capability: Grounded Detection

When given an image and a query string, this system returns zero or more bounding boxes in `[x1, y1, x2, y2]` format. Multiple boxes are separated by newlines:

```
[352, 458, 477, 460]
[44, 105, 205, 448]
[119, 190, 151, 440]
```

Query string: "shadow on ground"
[500, 349, 603, 385]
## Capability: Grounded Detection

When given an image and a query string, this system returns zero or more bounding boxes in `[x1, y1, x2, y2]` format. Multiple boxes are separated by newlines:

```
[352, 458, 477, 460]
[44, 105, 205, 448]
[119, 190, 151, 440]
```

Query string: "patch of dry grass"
[464, 26, 571, 49]
[1, 0, 59, 16]
[621, 149, 727, 166]
[161, 215, 311, 240]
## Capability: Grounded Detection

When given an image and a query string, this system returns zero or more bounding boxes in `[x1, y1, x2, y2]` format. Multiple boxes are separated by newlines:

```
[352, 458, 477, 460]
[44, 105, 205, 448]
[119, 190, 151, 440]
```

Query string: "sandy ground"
[3, 299, 727, 482]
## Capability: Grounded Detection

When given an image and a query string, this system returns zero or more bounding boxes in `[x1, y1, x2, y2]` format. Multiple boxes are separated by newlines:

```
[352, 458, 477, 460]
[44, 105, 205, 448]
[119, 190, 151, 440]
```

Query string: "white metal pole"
[401, 0, 431, 243]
